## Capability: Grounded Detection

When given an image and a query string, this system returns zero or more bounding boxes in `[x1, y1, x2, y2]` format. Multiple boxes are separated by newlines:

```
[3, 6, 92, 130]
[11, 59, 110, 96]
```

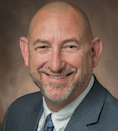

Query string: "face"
[22, 11, 95, 102]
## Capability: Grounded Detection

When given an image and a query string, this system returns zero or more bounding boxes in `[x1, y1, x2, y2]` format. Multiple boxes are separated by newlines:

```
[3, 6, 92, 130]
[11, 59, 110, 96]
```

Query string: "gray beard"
[30, 71, 92, 102]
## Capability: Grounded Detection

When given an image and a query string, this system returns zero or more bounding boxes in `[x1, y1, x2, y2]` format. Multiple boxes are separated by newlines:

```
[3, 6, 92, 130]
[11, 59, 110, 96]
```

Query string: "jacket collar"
[22, 94, 43, 131]
[65, 78, 107, 131]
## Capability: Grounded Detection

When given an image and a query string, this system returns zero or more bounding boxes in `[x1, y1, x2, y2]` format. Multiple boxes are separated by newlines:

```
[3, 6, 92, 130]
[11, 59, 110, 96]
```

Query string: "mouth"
[46, 73, 72, 80]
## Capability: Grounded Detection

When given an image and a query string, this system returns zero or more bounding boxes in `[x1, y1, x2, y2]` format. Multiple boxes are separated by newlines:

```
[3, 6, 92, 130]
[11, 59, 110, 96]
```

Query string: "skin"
[19, 1, 103, 112]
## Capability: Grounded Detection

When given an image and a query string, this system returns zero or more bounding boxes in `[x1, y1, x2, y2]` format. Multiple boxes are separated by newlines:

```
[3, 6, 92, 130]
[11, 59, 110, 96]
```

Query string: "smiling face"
[20, 5, 102, 108]
[27, 11, 92, 101]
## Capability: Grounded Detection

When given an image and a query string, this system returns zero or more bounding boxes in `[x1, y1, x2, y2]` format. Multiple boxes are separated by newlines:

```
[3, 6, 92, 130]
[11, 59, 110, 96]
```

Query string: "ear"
[92, 37, 103, 68]
[19, 37, 29, 67]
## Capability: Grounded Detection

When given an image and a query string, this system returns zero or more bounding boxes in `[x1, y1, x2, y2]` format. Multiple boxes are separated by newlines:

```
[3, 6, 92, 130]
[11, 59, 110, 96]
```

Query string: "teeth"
[49, 75, 67, 79]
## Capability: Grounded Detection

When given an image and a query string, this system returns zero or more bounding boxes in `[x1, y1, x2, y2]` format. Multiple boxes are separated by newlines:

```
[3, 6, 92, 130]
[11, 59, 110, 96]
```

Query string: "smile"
[48, 74, 67, 79]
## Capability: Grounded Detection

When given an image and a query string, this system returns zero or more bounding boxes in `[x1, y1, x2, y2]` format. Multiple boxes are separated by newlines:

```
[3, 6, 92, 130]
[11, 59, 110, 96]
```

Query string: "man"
[2, 1, 118, 131]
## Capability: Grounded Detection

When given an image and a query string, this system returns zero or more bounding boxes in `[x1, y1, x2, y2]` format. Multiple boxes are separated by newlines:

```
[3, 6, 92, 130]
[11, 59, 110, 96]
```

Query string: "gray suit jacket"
[2, 78, 118, 131]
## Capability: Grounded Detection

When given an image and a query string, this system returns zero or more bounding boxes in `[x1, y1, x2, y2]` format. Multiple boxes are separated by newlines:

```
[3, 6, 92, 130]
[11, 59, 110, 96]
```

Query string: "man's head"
[19, 1, 102, 108]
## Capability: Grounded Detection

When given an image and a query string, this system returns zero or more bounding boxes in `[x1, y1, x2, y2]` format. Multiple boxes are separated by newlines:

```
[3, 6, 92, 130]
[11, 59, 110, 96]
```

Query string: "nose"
[48, 48, 66, 73]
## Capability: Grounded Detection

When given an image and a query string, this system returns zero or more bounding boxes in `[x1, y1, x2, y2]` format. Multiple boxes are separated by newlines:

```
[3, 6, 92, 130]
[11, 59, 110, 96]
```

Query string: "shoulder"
[105, 90, 118, 110]
[95, 77, 118, 109]
[8, 91, 42, 113]
[98, 91, 118, 129]
[2, 92, 43, 131]
[96, 79, 118, 125]
[13, 91, 42, 104]
[5, 91, 42, 120]
[2, 91, 43, 131]
[94, 76, 118, 104]
[88, 77, 118, 129]
[92, 76, 118, 119]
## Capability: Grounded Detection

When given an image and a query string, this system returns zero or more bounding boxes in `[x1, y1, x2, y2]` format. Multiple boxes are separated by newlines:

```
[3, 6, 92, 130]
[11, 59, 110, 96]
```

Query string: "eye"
[68, 45, 75, 48]
[66, 45, 77, 50]
[62, 44, 78, 53]
[35, 44, 51, 53]
[35, 45, 48, 50]
[39, 46, 47, 49]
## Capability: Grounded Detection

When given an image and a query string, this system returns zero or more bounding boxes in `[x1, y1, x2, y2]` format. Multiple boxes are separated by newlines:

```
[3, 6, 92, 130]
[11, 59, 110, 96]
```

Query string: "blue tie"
[43, 114, 54, 131]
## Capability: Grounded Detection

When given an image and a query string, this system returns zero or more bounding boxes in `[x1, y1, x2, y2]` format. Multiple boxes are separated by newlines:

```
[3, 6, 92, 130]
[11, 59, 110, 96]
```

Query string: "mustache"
[38, 67, 77, 74]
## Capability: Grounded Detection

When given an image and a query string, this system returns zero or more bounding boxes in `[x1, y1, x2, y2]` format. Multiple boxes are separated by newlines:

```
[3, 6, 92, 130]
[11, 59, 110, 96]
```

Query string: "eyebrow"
[33, 37, 79, 45]
[33, 39, 50, 45]
[62, 38, 79, 45]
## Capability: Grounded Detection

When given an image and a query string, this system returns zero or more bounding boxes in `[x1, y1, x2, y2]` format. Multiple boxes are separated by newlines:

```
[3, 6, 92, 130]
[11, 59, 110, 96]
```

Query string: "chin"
[41, 84, 75, 102]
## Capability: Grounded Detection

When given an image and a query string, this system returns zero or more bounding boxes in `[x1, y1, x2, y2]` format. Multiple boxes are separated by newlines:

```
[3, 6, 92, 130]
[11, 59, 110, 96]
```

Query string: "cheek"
[65, 53, 83, 68]
[66, 52, 93, 73]
[29, 53, 46, 71]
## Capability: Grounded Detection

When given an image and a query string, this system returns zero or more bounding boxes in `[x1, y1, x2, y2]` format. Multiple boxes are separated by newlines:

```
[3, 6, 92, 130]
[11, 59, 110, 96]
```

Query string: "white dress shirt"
[37, 75, 94, 131]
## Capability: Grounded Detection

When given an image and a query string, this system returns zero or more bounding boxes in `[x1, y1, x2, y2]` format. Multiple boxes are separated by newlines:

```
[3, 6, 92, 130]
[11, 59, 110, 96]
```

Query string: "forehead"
[29, 11, 84, 42]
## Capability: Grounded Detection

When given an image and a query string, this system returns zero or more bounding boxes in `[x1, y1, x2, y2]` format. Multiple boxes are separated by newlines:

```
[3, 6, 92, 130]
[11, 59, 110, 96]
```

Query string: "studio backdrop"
[0, 0, 118, 130]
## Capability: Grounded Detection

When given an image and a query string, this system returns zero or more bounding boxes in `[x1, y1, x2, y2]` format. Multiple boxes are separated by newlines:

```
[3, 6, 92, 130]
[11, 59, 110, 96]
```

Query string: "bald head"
[20, 1, 103, 106]
[40, 1, 85, 14]
[28, 1, 92, 41]
[40, 1, 74, 13]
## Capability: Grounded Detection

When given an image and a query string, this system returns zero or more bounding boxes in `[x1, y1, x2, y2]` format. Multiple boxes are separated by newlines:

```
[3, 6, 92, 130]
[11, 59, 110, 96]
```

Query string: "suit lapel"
[65, 111, 91, 131]
[22, 98, 43, 131]
[65, 78, 107, 131]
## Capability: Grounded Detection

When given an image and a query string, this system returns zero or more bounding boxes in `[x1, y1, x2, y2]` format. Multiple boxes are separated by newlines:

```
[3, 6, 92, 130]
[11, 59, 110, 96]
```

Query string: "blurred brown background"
[0, 0, 118, 130]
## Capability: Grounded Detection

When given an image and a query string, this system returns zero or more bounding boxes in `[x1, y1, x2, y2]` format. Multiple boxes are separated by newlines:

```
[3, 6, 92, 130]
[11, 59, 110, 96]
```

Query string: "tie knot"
[43, 114, 54, 131]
